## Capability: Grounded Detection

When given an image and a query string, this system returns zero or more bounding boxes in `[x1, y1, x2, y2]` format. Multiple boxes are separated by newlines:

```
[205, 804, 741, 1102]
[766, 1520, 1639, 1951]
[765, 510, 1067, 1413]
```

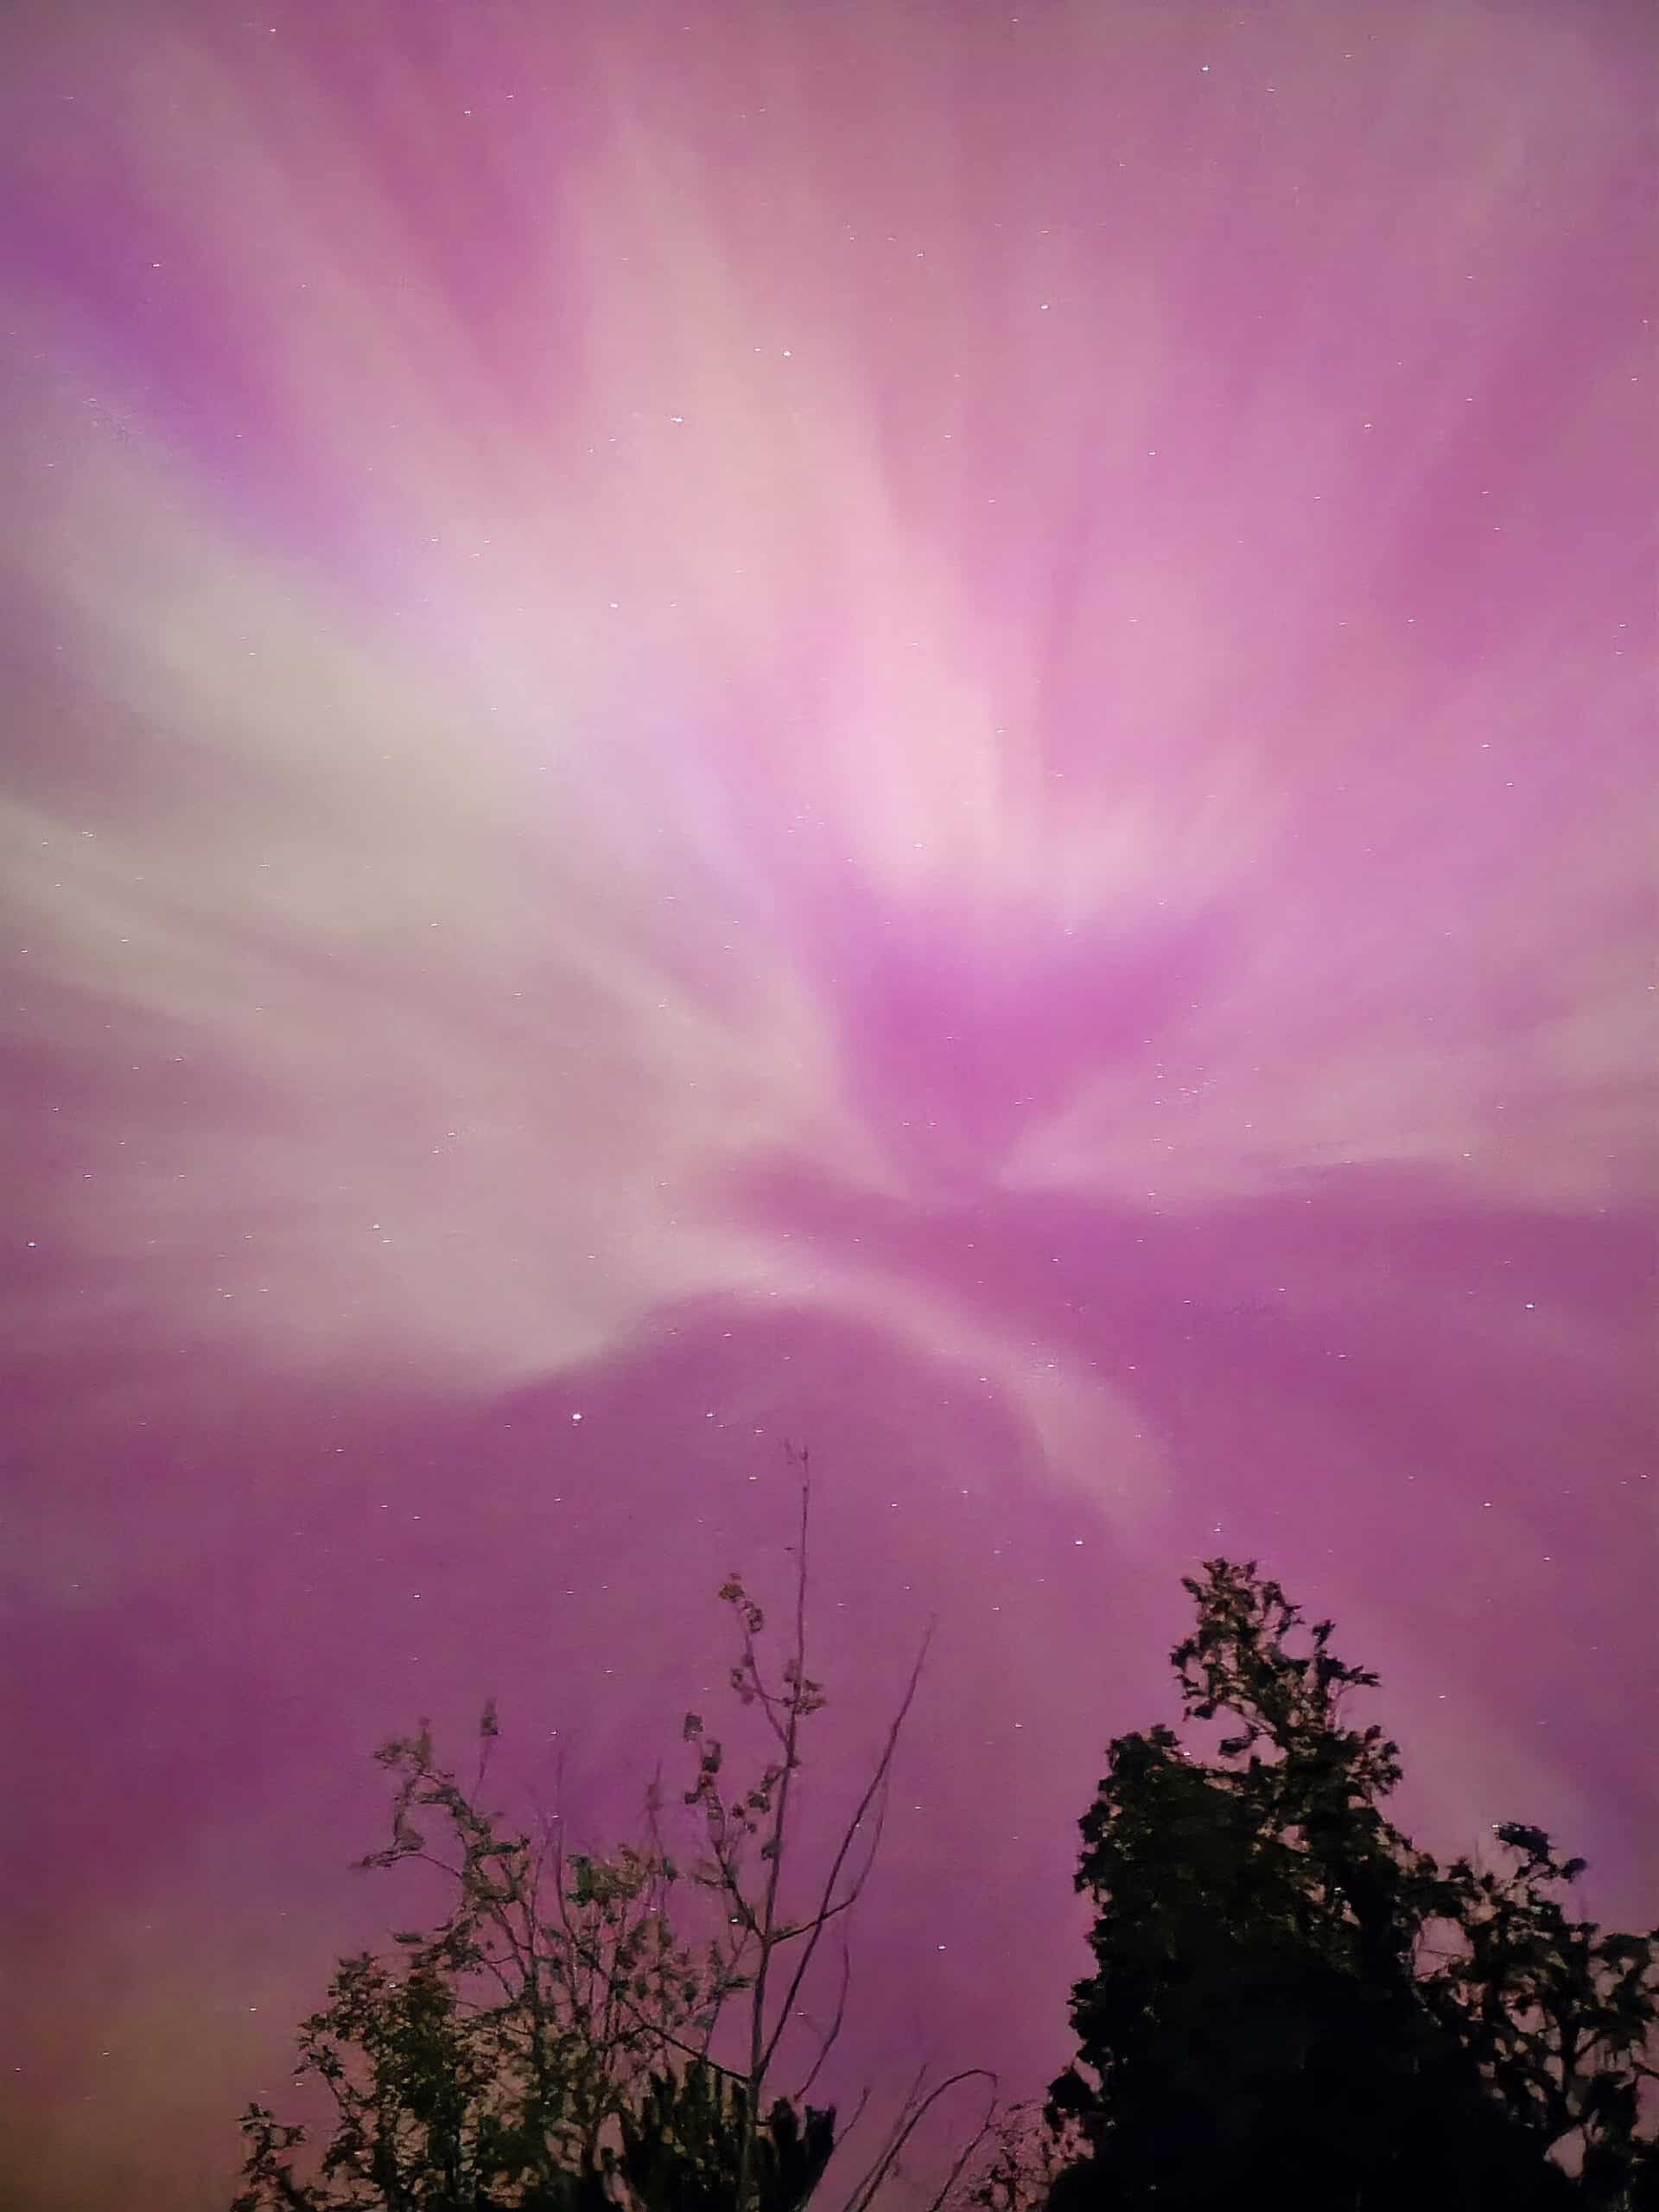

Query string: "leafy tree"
[1045, 1559, 1658, 2210]
[232, 1455, 992, 2210]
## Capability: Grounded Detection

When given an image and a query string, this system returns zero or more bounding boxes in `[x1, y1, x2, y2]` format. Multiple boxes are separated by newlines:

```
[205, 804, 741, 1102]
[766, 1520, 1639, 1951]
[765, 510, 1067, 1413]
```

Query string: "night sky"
[2, 2, 1654, 2205]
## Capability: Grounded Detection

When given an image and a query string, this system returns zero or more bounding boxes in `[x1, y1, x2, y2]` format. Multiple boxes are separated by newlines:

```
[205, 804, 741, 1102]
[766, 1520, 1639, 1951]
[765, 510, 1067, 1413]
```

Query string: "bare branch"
[844, 2068, 998, 2212]
[763, 1619, 932, 2084]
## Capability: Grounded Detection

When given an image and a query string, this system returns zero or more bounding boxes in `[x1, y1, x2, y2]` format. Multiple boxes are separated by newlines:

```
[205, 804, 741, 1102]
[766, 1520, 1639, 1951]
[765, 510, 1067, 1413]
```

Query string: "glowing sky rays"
[2, 2, 1653, 2203]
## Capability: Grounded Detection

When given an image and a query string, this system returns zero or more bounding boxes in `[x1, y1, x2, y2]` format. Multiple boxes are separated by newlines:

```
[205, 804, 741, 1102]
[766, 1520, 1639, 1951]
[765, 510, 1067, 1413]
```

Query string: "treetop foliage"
[229, 1520, 1656, 2211]
[231, 1456, 992, 2212]
[1046, 1558, 1659, 2210]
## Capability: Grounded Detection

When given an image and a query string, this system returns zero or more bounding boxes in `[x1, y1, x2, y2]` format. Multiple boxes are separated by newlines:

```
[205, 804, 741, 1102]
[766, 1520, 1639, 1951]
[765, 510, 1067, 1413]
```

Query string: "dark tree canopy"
[228, 1527, 1657, 2211]
[1045, 1560, 1659, 2211]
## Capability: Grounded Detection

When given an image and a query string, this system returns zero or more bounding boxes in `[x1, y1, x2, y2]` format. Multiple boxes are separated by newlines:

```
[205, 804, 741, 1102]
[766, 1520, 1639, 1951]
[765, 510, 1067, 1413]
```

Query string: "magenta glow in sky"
[2, 2, 1654, 2204]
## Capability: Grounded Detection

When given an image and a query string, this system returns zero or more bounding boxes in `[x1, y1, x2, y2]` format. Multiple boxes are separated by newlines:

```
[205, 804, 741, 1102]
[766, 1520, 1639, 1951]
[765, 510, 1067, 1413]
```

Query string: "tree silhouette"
[1045, 1559, 1658, 2210]
[231, 1455, 994, 2210]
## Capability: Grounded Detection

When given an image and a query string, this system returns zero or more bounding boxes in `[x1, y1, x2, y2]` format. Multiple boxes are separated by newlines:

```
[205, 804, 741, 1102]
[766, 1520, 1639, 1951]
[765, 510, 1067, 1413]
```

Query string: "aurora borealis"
[2, 1, 1653, 2203]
